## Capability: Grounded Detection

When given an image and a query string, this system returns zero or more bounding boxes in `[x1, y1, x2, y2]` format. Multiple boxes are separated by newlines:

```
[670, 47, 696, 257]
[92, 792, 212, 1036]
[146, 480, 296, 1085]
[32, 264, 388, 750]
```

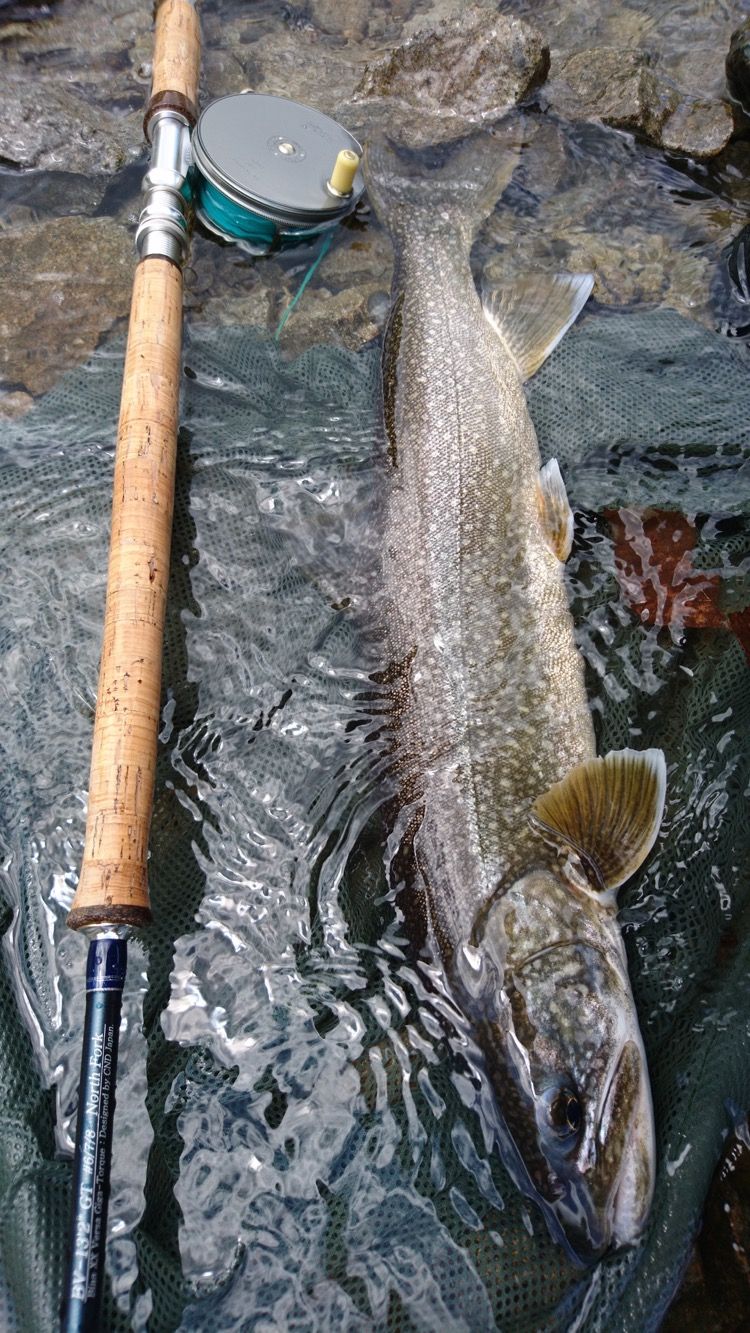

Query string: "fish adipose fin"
[482, 272, 594, 381]
[537, 458, 574, 561]
[530, 748, 667, 896]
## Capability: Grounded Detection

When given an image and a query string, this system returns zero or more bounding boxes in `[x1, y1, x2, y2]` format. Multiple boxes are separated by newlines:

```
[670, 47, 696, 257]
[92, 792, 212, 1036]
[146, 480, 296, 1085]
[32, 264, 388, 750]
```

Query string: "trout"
[364, 134, 666, 1259]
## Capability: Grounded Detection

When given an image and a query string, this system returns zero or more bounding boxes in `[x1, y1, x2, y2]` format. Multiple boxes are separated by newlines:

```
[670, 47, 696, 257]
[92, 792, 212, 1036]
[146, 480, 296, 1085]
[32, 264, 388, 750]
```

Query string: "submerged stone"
[546, 46, 733, 160]
[308, 0, 371, 42]
[0, 73, 142, 174]
[0, 0, 158, 175]
[727, 18, 750, 111]
[659, 96, 734, 160]
[353, 8, 549, 146]
[0, 217, 133, 400]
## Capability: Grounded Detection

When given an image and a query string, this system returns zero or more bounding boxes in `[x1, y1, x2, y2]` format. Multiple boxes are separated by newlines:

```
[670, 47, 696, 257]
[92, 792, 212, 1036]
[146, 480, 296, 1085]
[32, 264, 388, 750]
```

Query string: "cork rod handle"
[68, 0, 201, 932]
[68, 259, 184, 931]
[148, 0, 201, 124]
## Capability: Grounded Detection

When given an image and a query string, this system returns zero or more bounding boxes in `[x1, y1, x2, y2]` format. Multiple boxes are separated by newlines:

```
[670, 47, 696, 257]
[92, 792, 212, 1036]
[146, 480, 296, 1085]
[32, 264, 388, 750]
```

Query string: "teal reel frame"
[188, 92, 365, 255]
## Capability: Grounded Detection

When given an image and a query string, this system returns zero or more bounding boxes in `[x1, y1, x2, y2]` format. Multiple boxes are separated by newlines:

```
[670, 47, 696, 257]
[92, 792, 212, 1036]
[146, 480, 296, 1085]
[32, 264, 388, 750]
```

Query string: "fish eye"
[549, 1089, 583, 1137]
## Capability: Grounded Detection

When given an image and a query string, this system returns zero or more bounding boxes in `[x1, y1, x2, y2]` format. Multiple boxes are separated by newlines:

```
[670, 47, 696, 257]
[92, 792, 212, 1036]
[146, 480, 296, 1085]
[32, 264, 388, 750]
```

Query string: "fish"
[363, 131, 666, 1260]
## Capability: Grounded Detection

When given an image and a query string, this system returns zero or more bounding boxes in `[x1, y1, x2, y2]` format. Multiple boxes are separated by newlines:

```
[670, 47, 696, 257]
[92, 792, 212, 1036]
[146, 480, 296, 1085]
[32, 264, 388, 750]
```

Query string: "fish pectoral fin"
[537, 458, 574, 561]
[482, 272, 594, 381]
[529, 748, 667, 893]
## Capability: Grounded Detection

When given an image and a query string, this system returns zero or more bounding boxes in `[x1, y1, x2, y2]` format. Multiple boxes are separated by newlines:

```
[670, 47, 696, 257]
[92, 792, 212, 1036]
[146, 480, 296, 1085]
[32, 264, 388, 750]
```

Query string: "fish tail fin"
[363, 125, 523, 245]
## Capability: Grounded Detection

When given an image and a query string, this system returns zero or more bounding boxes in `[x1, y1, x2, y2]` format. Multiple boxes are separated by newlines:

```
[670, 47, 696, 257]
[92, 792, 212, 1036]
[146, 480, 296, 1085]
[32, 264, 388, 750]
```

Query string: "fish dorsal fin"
[537, 458, 574, 561]
[482, 272, 594, 381]
[530, 748, 667, 895]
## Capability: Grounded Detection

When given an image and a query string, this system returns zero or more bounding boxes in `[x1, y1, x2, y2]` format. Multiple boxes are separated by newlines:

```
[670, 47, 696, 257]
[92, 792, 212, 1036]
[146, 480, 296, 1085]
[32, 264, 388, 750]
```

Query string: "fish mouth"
[550, 1038, 656, 1262]
[508, 948, 654, 1257]
[473, 934, 655, 1263]
[606, 1041, 655, 1249]
[478, 1032, 654, 1265]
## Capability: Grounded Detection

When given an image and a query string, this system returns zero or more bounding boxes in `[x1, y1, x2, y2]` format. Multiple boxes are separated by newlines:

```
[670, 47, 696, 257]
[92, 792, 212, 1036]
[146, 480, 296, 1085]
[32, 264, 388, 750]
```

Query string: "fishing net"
[0, 306, 749, 1332]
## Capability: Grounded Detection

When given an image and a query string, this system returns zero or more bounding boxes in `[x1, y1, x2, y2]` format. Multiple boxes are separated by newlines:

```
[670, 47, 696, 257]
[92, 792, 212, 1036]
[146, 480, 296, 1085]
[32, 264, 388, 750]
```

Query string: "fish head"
[469, 869, 655, 1261]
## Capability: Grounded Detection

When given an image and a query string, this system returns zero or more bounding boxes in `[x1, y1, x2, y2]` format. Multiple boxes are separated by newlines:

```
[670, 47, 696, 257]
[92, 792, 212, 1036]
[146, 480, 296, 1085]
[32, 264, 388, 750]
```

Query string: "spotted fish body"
[365, 134, 665, 1258]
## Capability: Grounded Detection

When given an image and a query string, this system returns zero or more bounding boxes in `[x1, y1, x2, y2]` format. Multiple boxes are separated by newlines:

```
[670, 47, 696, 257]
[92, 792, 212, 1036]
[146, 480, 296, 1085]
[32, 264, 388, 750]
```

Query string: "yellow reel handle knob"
[327, 148, 360, 197]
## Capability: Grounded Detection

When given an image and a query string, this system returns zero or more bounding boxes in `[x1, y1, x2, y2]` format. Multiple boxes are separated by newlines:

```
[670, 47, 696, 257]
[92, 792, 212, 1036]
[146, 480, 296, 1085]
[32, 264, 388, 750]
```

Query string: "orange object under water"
[604, 508, 750, 665]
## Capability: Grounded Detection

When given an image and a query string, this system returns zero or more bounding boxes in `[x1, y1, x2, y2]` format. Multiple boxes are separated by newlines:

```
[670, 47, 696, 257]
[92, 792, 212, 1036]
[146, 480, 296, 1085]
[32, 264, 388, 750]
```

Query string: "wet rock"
[308, 0, 371, 42]
[200, 11, 365, 124]
[0, 75, 142, 173]
[483, 213, 713, 322]
[0, 0, 59, 21]
[727, 19, 750, 110]
[184, 236, 278, 328]
[277, 224, 392, 353]
[0, 20, 34, 40]
[662, 248, 715, 316]
[546, 47, 733, 160]
[190, 222, 393, 354]
[197, 282, 276, 333]
[276, 281, 383, 355]
[183, 232, 384, 349]
[310, 224, 393, 293]
[0, 217, 134, 396]
[0, 170, 109, 227]
[667, 46, 730, 105]
[0, 0, 155, 174]
[0, 389, 34, 420]
[352, 8, 549, 147]
[547, 49, 667, 140]
[659, 96, 734, 160]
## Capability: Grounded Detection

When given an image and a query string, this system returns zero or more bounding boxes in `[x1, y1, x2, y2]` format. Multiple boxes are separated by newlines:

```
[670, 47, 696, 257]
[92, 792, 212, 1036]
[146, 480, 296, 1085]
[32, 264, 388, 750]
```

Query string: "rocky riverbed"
[2, 0, 750, 1324]
[2, 0, 750, 411]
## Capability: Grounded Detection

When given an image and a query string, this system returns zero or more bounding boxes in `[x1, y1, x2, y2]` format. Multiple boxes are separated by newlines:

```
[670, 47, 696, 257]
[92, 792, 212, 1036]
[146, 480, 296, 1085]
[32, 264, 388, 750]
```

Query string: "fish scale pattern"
[0, 309, 748, 1331]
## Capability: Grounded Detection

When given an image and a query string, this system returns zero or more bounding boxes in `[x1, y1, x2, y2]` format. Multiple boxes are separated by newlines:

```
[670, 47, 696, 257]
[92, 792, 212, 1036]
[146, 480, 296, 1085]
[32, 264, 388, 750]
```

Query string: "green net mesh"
[0, 308, 748, 1331]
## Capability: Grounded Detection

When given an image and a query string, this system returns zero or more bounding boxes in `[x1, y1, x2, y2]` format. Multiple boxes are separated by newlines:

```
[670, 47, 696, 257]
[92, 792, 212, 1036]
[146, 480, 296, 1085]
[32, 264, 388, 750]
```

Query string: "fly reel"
[188, 92, 365, 254]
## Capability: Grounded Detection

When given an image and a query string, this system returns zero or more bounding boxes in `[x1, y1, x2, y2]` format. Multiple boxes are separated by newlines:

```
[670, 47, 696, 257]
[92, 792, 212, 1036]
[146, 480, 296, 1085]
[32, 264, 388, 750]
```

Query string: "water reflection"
[1, 0, 750, 1325]
[2, 277, 749, 1332]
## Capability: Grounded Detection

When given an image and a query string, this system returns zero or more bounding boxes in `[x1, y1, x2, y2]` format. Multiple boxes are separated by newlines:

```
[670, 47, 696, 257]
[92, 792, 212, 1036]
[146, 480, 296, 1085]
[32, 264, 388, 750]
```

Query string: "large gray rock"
[545, 47, 733, 160]
[0, 75, 142, 173]
[0, 0, 152, 174]
[352, 8, 549, 147]
[0, 218, 134, 402]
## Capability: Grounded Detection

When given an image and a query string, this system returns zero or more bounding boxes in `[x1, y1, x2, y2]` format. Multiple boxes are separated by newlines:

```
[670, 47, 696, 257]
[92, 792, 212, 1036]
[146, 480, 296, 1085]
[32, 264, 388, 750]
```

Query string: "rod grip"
[67, 258, 184, 932]
[147, 0, 201, 126]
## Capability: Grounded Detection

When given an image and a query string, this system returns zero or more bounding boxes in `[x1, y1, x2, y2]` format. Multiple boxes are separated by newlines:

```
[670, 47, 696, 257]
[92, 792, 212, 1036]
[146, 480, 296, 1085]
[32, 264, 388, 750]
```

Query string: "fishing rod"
[61, 1, 200, 1327]
[61, 3, 364, 1327]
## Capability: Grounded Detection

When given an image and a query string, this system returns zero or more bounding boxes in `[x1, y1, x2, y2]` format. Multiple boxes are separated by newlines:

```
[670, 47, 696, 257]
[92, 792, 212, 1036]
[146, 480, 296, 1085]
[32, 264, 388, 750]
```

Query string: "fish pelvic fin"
[482, 271, 594, 380]
[537, 458, 574, 562]
[530, 748, 667, 897]
[363, 128, 522, 245]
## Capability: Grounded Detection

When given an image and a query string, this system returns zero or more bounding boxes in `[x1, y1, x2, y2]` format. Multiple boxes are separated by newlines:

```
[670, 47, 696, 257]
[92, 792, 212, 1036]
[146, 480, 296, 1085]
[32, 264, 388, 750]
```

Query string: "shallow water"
[1, 1, 750, 1330]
